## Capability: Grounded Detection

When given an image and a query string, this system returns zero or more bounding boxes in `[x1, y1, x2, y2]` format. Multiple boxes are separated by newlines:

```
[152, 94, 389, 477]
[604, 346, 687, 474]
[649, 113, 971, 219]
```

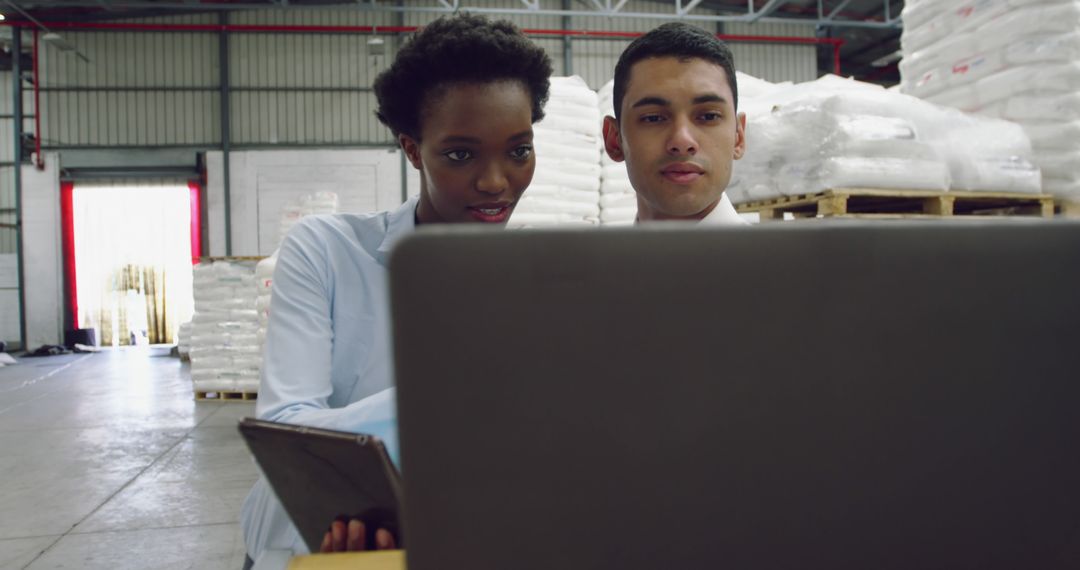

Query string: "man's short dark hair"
[374, 13, 553, 140]
[612, 22, 738, 121]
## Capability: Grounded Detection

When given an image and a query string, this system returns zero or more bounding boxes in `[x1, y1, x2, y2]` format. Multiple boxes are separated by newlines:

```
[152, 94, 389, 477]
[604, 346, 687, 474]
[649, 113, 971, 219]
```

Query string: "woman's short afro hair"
[374, 14, 553, 140]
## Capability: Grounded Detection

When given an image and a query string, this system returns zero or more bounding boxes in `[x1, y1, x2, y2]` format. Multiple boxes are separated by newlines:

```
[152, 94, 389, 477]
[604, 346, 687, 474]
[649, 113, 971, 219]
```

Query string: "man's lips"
[661, 162, 705, 184]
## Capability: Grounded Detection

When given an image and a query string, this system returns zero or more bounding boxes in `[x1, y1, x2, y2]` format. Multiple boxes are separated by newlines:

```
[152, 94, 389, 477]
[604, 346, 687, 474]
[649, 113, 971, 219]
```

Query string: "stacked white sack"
[726, 73, 792, 204]
[176, 321, 192, 359]
[254, 252, 277, 354]
[729, 73, 1039, 202]
[731, 75, 950, 201]
[597, 80, 636, 226]
[900, 0, 1078, 198]
[509, 76, 602, 228]
[189, 261, 261, 394]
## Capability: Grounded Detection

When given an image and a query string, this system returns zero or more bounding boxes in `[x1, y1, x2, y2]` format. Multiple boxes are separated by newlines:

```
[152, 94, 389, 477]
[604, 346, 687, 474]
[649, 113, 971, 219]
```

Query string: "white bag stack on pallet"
[176, 321, 192, 359]
[728, 73, 1040, 203]
[596, 80, 636, 226]
[509, 76, 602, 228]
[189, 260, 261, 395]
[900, 0, 1080, 199]
[254, 253, 277, 351]
[731, 75, 951, 202]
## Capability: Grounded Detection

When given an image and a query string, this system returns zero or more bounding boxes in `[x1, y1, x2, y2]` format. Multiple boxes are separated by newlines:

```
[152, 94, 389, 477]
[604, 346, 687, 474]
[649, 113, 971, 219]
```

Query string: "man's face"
[603, 56, 746, 221]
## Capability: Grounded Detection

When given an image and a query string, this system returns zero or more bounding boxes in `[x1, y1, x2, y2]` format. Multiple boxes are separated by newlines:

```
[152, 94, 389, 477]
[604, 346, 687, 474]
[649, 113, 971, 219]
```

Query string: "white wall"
[22, 154, 63, 348]
[206, 148, 405, 256]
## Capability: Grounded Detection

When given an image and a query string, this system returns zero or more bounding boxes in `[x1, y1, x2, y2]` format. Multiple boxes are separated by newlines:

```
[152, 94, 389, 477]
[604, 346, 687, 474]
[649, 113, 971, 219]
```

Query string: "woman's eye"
[510, 145, 533, 160]
[443, 150, 472, 162]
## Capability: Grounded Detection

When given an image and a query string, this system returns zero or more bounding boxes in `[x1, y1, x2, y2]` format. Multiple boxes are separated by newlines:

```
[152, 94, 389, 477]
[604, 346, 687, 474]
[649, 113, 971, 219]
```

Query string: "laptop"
[389, 221, 1080, 570]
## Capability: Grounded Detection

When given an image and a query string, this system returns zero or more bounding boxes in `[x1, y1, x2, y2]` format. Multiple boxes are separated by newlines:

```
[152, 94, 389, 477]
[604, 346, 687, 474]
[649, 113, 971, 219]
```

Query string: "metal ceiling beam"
[6, 0, 903, 28]
[824, 0, 856, 20]
[676, 0, 703, 17]
[748, 0, 791, 23]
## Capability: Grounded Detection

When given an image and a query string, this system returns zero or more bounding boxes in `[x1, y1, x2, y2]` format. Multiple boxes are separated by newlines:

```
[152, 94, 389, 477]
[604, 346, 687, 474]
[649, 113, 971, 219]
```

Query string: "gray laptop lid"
[390, 221, 1080, 570]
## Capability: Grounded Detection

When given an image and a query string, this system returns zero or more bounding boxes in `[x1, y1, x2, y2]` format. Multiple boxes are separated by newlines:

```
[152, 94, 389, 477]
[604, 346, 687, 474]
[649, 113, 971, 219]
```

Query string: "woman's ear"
[399, 134, 423, 170]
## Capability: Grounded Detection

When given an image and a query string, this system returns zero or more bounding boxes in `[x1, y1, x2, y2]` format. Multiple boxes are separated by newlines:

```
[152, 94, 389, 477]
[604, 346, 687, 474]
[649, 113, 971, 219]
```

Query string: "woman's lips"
[468, 203, 514, 223]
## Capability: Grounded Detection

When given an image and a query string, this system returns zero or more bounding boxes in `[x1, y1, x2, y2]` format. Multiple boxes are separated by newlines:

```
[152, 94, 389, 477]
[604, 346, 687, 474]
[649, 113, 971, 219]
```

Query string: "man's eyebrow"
[693, 94, 728, 105]
[631, 96, 670, 109]
[631, 94, 729, 108]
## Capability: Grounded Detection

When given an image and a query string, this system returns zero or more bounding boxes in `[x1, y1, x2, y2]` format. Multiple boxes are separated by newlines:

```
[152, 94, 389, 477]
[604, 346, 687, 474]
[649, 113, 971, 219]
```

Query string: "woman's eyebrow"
[439, 135, 482, 144]
[506, 130, 533, 142]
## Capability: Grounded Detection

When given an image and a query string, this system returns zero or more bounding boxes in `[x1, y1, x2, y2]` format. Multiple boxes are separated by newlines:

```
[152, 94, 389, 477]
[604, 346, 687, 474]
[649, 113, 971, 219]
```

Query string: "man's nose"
[667, 118, 698, 155]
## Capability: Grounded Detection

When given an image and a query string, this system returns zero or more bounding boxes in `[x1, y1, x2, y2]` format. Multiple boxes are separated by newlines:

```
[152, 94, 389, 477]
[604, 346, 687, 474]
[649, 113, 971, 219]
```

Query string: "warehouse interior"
[1, 0, 1078, 568]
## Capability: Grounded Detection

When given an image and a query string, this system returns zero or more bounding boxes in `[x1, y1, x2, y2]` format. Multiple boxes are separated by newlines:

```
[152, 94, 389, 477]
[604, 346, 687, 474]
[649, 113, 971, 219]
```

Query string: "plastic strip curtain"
[72, 183, 195, 346]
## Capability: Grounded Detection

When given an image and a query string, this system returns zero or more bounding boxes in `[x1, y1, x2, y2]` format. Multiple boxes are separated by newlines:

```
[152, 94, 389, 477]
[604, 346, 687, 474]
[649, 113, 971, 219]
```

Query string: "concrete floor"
[0, 349, 259, 570]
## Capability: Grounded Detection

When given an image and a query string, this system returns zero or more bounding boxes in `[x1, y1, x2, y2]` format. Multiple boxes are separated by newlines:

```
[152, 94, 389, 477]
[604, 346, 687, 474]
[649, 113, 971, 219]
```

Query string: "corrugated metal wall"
[29, 4, 820, 153]
[0, 68, 32, 255]
[725, 22, 818, 84]
[39, 15, 219, 148]
[229, 9, 399, 145]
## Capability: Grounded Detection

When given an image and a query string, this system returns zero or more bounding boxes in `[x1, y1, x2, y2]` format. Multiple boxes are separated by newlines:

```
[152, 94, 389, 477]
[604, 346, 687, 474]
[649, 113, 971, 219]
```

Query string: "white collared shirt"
[700, 192, 748, 225]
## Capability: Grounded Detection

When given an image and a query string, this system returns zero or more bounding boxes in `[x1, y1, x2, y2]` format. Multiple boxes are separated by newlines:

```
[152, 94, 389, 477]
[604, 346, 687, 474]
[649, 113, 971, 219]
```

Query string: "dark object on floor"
[26, 344, 72, 357]
[64, 328, 97, 350]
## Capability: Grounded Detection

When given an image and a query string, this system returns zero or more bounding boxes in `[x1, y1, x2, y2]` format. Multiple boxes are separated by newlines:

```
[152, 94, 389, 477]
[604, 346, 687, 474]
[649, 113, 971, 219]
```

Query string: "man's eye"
[640, 115, 664, 124]
[443, 150, 472, 162]
[701, 112, 722, 121]
[509, 145, 533, 160]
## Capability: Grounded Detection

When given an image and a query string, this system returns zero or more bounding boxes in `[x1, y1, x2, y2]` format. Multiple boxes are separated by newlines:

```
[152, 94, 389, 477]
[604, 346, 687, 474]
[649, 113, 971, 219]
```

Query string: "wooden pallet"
[737, 189, 1055, 222]
[1056, 200, 1080, 218]
[195, 390, 257, 402]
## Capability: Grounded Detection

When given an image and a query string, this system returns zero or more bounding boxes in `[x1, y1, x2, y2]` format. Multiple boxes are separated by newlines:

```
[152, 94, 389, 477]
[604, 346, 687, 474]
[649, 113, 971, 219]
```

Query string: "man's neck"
[635, 197, 720, 223]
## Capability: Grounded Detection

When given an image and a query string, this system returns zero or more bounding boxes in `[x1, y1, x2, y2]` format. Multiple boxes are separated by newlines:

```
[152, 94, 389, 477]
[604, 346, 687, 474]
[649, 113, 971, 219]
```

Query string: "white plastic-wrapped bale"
[900, 0, 1080, 199]
[732, 73, 1040, 201]
[190, 260, 261, 395]
[510, 76, 602, 228]
[254, 252, 277, 360]
[596, 80, 636, 226]
[732, 76, 951, 201]
[176, 321, 192, 360]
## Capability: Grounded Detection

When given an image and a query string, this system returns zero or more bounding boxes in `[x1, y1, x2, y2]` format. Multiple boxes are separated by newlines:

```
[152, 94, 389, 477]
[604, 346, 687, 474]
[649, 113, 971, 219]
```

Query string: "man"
[602, 23, 748, 224]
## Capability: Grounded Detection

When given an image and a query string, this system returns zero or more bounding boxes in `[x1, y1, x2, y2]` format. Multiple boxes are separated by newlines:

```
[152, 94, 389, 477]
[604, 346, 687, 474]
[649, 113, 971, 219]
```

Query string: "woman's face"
[401, 80, 536, 225]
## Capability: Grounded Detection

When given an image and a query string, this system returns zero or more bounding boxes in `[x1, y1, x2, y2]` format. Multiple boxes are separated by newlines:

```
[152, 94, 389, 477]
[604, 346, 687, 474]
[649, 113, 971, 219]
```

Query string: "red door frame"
[59, 181, 205, 330]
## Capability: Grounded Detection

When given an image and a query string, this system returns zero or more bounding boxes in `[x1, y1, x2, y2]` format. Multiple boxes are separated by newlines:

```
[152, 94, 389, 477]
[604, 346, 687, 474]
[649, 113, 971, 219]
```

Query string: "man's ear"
[733, 111, 747, 160]
[399, 134, 422, 170]
[602, 115, 625, 163]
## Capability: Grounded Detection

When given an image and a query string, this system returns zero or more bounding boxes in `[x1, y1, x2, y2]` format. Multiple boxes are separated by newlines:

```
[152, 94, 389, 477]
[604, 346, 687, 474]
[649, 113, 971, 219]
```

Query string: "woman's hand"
[320, 519, 397, 552]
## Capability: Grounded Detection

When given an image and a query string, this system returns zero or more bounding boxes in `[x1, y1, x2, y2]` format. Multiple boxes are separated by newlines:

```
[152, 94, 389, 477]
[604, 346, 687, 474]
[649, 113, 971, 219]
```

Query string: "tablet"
[238, 417, 403, 552]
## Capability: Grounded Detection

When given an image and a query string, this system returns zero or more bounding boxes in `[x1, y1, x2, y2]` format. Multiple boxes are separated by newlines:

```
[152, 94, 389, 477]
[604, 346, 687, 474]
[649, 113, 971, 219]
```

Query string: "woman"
[240, 14, 552, 566]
